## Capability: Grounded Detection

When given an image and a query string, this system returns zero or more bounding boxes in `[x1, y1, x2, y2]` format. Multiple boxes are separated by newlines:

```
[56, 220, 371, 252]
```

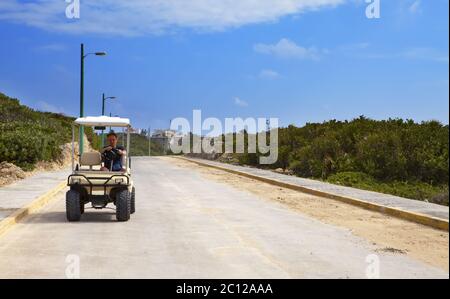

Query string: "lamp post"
[101, 93, 116, 147]
[79, 43, 107, 155]
[148, 126, 151, 157]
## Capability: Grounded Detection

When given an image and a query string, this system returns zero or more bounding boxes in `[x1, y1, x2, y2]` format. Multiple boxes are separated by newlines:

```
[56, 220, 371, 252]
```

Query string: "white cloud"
[403, 48, 449, 63]
[36, 100, 67, 114]
[234, 97, 248, 107]
[259, 69, 280, 79]
[409, 0, 422, 14]
[0, 0, 345, 36]
[254, 38, 322, 60]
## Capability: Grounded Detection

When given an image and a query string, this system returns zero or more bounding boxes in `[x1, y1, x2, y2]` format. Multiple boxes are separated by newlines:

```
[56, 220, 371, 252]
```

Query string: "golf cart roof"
[74, 116, 131, 127]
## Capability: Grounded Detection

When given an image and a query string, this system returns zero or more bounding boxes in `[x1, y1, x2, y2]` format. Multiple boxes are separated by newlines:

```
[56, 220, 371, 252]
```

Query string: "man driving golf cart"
[101, 132, 126, 172]
[66, 116, 135, 222]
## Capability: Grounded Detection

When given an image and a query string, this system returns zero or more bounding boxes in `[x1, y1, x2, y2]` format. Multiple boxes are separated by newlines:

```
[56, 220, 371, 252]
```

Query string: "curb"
[0, 181, 67, 238]
[176, 157, 449, 232]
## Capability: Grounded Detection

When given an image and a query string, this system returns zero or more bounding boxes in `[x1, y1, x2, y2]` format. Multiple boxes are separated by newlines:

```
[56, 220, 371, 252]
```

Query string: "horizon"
[2, 91, 448, 134]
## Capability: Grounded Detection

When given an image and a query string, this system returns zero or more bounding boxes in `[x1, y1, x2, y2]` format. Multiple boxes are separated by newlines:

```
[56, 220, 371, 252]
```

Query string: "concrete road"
[0, 157, 447, 278]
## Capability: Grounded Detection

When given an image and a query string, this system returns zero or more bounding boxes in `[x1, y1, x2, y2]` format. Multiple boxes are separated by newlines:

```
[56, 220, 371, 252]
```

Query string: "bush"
[328, 172, 448, 204]
[218, 116, 449, 204]
[0, 93, 74, 170]
[356, 131, 408, 181]
[327, 171, 376, 187]
[115, 133, 165, 156]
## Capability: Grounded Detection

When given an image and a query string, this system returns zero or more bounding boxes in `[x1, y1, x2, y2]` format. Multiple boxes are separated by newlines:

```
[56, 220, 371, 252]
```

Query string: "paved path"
[183, 158, 449, 221]
[0, 168, 69, 222]
[0, 157, 447, 278]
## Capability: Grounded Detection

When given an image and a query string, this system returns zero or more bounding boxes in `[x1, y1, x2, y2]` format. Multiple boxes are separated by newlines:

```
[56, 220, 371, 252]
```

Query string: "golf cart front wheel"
[66, 190, 82, 222]
[116, 189, 131, 222]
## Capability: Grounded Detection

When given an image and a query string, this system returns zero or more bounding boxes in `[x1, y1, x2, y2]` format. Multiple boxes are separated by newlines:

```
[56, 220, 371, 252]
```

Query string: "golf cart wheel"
[116, 189, 131, 222]
[130, 187, 136, 214]
[66, 190, 82, 222]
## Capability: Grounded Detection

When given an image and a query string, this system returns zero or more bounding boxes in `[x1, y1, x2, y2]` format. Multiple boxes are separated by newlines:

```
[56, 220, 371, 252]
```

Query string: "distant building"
[152, 129, 176, 139]
[151, 129, 176, 153]
[128, 127, 140, 134]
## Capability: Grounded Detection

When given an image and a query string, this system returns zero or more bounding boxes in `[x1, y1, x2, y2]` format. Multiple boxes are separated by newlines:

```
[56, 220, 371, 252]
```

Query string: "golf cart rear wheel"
[116, 189, 131, 222]
[66, 190, 82, 222]
[130, 187, 136, 214]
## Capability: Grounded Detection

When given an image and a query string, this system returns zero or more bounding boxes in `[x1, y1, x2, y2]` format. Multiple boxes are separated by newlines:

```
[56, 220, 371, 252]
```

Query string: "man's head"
[106, 132, 118, 147]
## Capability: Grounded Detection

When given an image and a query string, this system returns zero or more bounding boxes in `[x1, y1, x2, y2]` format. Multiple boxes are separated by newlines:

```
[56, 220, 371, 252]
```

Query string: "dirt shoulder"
[167, 157, 449, 272]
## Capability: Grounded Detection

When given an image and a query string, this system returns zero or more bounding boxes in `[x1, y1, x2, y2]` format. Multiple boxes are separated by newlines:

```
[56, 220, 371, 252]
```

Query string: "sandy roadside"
[166, 157, 449, 272]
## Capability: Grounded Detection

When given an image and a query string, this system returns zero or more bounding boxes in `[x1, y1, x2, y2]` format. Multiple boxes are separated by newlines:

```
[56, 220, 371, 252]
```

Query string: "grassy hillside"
[0, 92, 99, 170]
[217, 117, 449, 205]
[116, 132, 166, 156]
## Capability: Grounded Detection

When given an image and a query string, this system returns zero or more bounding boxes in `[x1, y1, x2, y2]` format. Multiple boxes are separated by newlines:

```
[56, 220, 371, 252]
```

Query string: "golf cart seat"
[80, 152, 102, 170]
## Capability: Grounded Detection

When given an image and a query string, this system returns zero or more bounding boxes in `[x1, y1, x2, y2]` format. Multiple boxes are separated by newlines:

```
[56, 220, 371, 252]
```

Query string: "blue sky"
[0, 0, 448, 130]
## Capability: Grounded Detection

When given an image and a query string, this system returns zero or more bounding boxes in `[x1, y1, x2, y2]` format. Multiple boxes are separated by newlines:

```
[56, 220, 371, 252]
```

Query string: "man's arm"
[100, 146, 112, 154]
[116, 146, 126, 156]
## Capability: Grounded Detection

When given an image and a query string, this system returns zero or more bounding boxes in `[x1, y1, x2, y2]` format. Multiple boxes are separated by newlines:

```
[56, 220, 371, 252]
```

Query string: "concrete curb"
[176, 157, 449, 232]
[0, 181, 66, 238]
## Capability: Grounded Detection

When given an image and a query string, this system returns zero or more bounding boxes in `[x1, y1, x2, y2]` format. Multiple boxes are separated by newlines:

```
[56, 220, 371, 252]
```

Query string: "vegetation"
[327, 172, 448, 205]
[225, 117, 449, 204]
[116, 132, 166, 156]
[0, 92, 99, 170]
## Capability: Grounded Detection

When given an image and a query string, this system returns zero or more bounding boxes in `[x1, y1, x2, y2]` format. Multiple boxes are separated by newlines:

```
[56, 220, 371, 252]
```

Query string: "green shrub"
[218, 116, 449, 204]
[115, 132, 165, 156]
[328, 172, 448, 204]
[327, 171, 376, 187]
[0, 92, 74, 170]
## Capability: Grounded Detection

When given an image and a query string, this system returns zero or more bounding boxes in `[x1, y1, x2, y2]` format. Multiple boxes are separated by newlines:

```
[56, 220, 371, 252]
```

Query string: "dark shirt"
[103, 145, 125, 171]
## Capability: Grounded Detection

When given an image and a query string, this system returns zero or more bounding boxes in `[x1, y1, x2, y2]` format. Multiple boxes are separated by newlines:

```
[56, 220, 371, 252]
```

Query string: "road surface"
[0, 157, 447, 278]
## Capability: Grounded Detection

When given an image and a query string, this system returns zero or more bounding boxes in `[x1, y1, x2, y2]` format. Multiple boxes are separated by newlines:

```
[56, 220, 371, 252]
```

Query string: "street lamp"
[79, 43, 107, 155]
[101, 94, 117, 147]
[102, 94, 116, 116]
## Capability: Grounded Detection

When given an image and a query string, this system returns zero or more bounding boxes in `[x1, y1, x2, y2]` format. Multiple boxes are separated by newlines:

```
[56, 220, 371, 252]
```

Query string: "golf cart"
[66, 116, 135, 222]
